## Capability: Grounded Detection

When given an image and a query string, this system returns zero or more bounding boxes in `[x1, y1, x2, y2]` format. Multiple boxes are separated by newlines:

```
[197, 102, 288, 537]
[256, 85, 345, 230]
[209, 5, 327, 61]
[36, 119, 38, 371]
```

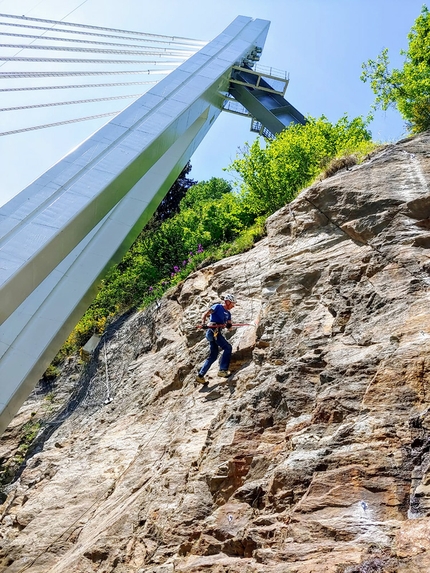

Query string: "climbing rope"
[240, 246, 262, 330]
[102, 341, 111, 405]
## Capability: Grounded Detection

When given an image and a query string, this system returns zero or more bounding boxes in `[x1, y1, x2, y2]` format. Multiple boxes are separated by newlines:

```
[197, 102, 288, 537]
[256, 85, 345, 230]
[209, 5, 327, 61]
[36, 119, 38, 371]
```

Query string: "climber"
[196, 293, 236, 384]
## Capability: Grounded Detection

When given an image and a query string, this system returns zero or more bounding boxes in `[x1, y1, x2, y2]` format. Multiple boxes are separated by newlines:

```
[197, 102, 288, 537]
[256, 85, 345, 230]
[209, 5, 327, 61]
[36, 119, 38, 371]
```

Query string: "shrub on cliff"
[228, 115, 372, 215]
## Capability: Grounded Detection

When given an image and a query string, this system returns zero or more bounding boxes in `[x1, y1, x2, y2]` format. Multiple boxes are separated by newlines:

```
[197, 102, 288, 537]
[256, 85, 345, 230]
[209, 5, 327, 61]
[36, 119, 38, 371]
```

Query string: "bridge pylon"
[0, 15, 305, 436]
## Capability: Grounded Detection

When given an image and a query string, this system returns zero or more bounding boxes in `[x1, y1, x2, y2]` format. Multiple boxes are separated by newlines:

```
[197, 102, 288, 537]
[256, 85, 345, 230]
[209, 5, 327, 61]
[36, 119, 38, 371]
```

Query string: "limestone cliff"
[1, 132, 430, 572]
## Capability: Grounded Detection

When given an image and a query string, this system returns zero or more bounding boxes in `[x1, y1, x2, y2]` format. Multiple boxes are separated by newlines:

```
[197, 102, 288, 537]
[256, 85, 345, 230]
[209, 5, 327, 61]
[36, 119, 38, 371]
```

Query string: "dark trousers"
[199, 329, 232, 375]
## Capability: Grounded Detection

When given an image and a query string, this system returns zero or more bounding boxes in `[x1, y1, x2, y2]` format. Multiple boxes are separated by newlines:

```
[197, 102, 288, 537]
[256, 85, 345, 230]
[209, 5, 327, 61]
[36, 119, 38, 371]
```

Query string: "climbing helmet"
[223, 293, 236, 303]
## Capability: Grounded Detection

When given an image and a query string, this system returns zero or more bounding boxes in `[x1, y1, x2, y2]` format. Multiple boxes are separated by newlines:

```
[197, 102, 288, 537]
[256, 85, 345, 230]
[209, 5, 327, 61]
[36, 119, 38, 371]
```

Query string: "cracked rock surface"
[1, 133, 430, 572]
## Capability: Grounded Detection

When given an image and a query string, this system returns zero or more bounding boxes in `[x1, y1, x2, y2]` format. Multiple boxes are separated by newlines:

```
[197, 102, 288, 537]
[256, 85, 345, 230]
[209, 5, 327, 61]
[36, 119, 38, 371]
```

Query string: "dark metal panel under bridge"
[227, 64, 306, 136]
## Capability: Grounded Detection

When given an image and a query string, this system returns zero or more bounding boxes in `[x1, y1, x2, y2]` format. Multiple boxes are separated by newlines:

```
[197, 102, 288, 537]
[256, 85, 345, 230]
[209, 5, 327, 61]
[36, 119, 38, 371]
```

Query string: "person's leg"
[198, 331, 220, 376]
[217, 333, 232, 372]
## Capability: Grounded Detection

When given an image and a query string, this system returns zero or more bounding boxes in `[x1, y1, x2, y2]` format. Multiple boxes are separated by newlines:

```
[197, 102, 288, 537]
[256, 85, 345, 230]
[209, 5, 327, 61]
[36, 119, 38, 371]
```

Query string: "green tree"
[145, 161, 196, 232]
[229, 115, 372, 215]
[84, 177, 235, 310]
[180, 177, 231, 210]
[143, 178, 237, 275]
[361, 5, 430, 133]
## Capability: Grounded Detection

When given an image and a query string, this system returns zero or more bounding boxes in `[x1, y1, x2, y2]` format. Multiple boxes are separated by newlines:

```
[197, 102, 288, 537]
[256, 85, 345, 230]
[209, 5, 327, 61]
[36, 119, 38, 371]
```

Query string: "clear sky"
[0, 0, 426, 207]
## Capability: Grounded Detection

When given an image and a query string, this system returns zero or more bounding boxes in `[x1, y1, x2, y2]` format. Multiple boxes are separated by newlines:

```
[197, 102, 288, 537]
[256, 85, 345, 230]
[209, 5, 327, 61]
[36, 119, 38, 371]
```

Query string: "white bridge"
[0, 15, 304, 435]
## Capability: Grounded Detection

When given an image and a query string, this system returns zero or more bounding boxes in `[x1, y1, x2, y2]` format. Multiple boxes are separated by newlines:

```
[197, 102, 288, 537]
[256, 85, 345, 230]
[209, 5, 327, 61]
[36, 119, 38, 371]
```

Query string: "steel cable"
[0, 93, 140, 112]
[0, 20, 205, 47]
[0, 12, 203, 138]
[0, 43, 196, 55]
[0, 30, 200, 50]
[0, 12, 206, 44]
[0, 80, 158, 92]
[0, 111, 119, 136]
[0, 56, 184, 63]
[0, 69, 174, 77]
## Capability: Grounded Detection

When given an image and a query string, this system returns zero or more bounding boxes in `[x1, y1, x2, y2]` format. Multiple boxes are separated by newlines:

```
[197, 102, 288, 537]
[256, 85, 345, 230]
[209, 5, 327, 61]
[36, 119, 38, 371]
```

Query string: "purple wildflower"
[173, 265, 180, 273]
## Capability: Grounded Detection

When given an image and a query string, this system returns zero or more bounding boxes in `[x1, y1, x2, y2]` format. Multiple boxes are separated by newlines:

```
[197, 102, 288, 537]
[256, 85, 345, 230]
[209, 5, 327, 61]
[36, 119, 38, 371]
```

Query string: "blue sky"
[0, 0, 426, 207]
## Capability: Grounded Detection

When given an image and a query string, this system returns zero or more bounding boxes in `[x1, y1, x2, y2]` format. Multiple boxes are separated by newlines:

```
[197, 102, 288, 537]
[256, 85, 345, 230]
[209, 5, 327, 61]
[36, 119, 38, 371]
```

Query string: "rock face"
[1, 133, 430, 572]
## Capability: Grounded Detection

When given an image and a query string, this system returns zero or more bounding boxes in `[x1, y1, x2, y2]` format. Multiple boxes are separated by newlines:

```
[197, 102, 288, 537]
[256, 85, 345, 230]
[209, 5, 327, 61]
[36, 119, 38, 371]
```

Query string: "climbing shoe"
[218, 370, 231, 378]
[196, 374, 207, 384]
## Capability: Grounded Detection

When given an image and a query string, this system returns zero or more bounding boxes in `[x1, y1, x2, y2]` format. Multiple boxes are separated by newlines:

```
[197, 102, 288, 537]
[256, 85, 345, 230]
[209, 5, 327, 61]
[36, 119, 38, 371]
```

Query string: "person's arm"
[201, 308, 212, 325]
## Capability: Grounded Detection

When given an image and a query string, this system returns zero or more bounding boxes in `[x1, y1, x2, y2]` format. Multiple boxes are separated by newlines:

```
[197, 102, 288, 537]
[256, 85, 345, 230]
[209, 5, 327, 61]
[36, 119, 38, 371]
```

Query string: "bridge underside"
[0, 16, 305, 435]
[229, 65, 306, 136]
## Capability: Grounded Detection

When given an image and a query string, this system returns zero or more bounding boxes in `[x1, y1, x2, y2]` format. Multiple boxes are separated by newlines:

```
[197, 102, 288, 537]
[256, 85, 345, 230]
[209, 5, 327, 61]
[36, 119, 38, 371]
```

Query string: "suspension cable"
[0, 111, 120, 136]
[0, 69, 175, 78]
[0, 43, 196, 56]
[0, 20, 206, 47]
[0, 13, 206, 44]
[0, 56, 184, 63]
[0, 80, 158, 92]
[0, 30, 200, 51]
[0, 94, 140, 113]
[0, 13, 205, 139]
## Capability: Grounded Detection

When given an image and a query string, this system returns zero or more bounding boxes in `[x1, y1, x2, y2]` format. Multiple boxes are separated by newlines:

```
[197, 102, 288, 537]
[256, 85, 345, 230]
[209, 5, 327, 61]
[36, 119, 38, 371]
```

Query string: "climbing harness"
[197, 322, 257, 341]
[196, 323, 256, 329]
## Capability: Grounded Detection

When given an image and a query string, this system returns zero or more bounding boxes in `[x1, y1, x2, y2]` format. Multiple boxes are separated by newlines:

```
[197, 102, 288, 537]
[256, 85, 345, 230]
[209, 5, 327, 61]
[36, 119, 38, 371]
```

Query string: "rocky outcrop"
[1, 133, 430, 572]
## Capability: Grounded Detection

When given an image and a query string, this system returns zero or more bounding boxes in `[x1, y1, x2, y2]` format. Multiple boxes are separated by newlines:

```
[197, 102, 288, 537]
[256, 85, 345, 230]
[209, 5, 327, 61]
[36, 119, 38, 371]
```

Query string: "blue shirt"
[209, 303, 231, 325]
